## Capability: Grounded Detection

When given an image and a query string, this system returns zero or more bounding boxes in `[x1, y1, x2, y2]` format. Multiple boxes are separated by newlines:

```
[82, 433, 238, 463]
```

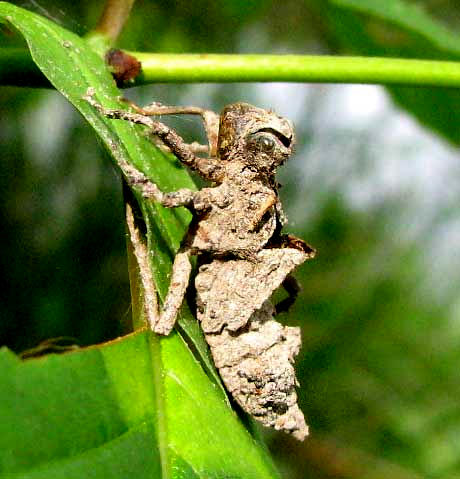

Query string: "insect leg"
[126, 196, 193, 335]
[248, 192, 277, 231]
[125, 198, 161, 331]
[153, 247, 192, 335]
[84, 88, 221, 181]
[119, 98, 220, 157]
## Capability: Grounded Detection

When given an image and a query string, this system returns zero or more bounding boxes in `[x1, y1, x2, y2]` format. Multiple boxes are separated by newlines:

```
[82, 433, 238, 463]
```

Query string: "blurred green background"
[2, 0, 460, 477]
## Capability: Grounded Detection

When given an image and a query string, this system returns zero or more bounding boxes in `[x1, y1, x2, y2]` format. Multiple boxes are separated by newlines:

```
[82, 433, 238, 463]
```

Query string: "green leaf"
[328, 0, 460, 56]
[0, 332, 279, 478]
[315, 0, 460, 144]
[0, 3, 280, 477]
[0, 1, 213, 376]
[0, 0, 216, 382]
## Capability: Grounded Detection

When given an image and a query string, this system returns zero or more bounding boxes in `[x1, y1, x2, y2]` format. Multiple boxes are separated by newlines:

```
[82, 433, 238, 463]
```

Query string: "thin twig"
[93, 0, 136, 45]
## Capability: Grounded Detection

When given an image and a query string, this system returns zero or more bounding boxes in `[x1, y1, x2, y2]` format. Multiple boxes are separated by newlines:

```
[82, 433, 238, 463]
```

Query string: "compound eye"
[258, 135, 276, 150]
[249, 133, 276, 152]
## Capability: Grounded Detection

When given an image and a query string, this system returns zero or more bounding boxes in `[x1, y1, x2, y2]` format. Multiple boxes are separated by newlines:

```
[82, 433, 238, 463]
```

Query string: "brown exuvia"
[85, 88, 316, 440]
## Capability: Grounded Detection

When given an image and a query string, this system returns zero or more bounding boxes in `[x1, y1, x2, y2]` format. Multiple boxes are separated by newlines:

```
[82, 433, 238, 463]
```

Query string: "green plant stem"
[3, 48, 460, 88]
[133, 53, 460, 88]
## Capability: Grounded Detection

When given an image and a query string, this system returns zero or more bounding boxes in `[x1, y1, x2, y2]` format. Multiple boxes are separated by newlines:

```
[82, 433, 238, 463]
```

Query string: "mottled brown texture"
[85, 89, 316, 440]
[196, 248, 312, 440]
